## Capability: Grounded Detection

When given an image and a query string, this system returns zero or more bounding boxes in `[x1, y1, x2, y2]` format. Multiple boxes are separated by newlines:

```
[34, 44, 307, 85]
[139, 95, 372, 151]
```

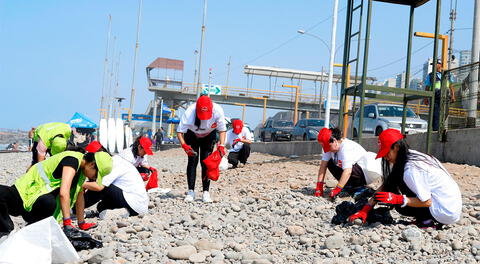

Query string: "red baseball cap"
[317, 128, 332, 152]
[232, 119, 243, 134]
[139, 137, 153, 155]
[196, 96, 213, 120]
[85, 141, 103, 153]
[376, 129, 405, 159]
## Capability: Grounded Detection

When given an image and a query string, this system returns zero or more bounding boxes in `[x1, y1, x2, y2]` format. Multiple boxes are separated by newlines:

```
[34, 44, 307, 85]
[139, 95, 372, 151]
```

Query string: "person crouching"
[226, 119, 252, 168]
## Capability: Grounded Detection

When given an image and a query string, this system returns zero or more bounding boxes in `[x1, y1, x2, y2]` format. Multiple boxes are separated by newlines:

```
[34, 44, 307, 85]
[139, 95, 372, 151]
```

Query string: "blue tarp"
[67, 112, 97, 128]
[166, 118, 180, 124]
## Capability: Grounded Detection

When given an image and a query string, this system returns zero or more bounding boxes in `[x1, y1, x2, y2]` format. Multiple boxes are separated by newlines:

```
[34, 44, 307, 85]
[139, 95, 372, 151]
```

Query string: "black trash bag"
[331, 201, 364, 225]
[63, 226, 103, 251]
[331, 201, 395, 226]
[366, 207, 394, 225]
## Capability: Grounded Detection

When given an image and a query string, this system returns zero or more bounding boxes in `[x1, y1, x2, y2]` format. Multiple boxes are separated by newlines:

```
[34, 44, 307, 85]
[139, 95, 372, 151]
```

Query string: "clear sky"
[0, 0, 475, 130]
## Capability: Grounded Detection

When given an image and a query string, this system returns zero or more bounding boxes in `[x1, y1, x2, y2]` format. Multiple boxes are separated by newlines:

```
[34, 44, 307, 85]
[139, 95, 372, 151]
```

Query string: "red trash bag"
[203, 150, 222, 181]
[145, 167, 159, 190]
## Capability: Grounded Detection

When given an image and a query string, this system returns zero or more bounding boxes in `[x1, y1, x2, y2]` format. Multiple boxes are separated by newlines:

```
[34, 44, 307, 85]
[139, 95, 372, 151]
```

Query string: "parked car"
[292, 119, 332, 141]
[259, 119, 294, 142]
[353, 103, 428, 136]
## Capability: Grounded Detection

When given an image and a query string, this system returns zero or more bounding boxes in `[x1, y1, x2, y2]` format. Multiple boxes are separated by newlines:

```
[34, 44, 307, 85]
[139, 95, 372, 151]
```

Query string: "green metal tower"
[338, 0, 442, 153]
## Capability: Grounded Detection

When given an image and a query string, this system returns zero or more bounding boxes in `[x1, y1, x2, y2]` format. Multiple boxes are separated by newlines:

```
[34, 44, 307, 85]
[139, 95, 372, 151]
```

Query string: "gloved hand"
[232, 138, 241, 147]
[78, 221, 98, 231]
[148, 167, 157, 173]
[348, 204, 373, 223]
[329, 184, 343, 199]
[182, 144, 196, 157]
[374, 192, 405, 205]
[217, 145, 226, 157]
[314, 181, 324, 197]
[63, 218, 76, 229]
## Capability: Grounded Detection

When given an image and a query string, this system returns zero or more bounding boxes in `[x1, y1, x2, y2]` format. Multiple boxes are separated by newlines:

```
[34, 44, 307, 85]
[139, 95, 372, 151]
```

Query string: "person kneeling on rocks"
[177, 95, 227, 203]
[0, 150, 112, 236]
[226, 119, 252, 168]
[118, 136, 161, 191]
[81, 141, 149, 218]
[315, 127, 379, 199]
[348, 129, 462, 229]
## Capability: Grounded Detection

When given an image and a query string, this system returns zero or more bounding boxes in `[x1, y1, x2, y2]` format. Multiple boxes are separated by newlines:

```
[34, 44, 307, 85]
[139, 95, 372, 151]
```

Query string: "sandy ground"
[0, 149, 479, 263]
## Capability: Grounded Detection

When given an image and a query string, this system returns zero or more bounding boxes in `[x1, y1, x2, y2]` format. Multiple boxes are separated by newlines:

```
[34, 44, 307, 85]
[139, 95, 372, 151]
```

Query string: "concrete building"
[383, 78, 396, 88]
[458, 50, 472, 81]
[410, 78, 422, 91]
[396, 72, 406, 88]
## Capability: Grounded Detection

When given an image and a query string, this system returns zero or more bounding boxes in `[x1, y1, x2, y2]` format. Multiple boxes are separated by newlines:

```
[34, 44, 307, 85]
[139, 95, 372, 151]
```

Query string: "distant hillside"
[0, 128, 28, 145]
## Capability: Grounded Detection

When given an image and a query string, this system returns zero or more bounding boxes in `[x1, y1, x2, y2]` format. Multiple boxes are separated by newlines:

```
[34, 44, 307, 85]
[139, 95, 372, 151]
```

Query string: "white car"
[353, 103, 428, 136]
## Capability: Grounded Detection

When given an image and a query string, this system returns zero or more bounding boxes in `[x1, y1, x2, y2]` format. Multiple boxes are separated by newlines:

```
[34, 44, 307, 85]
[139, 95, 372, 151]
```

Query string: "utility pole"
[193, 50, 199, 92]
[107, 36, 116, 119]
[325, 0, 339, 128]
[468, 0, 480, 128]
[100, 15, 112, 120]
[127, 0, 143, 127]
[196, 0, 208, 98]
[448, 0, 457, 70]
[207, 68, 212, 97]
[225, 56, 231, 98]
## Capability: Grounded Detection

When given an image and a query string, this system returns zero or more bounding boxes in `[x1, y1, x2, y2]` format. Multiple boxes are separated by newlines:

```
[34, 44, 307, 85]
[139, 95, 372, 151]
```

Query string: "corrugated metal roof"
[374, 0, 430, 7]
[147, 57, 184, 70]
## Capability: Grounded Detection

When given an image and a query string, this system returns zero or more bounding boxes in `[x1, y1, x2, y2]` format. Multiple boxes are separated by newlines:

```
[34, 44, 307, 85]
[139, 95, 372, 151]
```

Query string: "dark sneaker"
[85, 210, 100, 219]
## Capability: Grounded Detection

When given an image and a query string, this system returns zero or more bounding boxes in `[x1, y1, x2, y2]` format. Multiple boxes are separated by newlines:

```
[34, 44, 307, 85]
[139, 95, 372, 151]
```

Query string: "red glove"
[232, 139, 241, 147]
[182, 144, 196, 157]
[63, 218, 75, 229]
[374, 192, 405, 205]
[348, 204, 373, 223]
[329, 184, 343, 199]
[314, 182, 324, 197]
[217, 145, 226, 157]
[78, 221, 97, 231]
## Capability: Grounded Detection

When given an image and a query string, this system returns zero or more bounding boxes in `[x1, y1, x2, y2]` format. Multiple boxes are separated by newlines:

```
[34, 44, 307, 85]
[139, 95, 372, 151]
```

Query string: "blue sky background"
[0, 0, 475, 130]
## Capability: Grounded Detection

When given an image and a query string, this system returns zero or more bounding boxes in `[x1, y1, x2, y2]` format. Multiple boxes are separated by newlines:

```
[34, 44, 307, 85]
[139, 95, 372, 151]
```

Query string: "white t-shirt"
[321, 138, 367, 170]
[102, 156, 149, 215]
[118, 147, 148, 167]
[177, 102, 227, 138]
[403, 150, 462, 225]
[226, 127, 254, 153]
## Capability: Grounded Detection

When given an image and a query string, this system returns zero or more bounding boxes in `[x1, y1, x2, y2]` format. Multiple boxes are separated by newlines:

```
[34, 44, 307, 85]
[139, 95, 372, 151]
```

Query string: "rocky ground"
[1, 149, 480, 264]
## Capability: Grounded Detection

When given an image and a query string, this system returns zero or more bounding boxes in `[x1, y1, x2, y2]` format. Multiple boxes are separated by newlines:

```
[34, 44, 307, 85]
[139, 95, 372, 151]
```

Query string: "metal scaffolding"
[338, 0, 441, 153]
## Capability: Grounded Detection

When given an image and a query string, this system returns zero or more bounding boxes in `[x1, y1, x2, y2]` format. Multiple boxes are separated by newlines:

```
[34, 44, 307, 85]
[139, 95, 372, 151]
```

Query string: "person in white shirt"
[82, 141, 149, 216]
[348, 129, 462, 228]
[315, 127, 371, 199]
[226, 119, 252, 168]
[177, 95, 227, 202]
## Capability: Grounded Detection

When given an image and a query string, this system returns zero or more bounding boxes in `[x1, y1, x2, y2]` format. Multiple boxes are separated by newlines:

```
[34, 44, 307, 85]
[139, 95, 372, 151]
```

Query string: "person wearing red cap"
[117, 136, 154, 173]
[315, 127, 376, 199]
[177, 95, 227, 202]
[348, 129, 462, 228]
[226, 119, 253, 168]
[81, 141, 149, 218]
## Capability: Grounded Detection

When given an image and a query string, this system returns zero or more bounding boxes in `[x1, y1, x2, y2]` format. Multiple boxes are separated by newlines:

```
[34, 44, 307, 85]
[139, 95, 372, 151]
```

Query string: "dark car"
[259, 120, 294, 142]
[292, 119, 331, 141]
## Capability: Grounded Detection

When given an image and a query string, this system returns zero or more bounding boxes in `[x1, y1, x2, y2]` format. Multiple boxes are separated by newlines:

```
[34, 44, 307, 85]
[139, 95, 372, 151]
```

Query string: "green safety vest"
[15, 151, 85, 221]
[429, 72, 450, 90]
[34, 122, 72, 149]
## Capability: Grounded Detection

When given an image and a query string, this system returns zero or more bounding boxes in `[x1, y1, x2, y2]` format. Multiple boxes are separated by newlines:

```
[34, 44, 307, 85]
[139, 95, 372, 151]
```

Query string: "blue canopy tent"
[166, 117, 180, 124]
[67, 112, 97, 128]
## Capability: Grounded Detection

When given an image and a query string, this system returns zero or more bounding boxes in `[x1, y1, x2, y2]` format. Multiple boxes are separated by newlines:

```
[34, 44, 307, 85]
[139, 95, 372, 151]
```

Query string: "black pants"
[228, 143, 251, 167]
[155, 139, 162, 151]
[433, 89, 441, 131]
[184, 130, 217, 192]
[84, 184, 137, 216]
[31, 141, 39, 165]
[384, 180, 433, 222]
[0, 185, 57, 233]
[327, 160, 366, 188]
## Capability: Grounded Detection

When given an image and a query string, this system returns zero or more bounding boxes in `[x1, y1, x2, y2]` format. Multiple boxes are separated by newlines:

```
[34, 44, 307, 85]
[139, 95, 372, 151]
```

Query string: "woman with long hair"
[349, 129, 462, 228]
